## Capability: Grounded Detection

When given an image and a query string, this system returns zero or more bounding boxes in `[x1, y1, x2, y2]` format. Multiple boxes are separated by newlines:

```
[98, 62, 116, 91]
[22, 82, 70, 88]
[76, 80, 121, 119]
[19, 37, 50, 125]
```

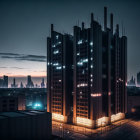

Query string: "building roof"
[0, 111, 48, 118]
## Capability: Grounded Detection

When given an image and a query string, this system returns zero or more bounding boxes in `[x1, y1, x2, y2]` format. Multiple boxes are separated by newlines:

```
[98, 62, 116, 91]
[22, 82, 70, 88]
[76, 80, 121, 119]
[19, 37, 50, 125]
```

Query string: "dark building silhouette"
[26, 75, 34, 88]
[11, 78, 18, 88]
[47, 7, 127, 128]
[0, 79, 4, 88]
[47, 24, 73, 122]
[3, 75, 8, 88]
[137, 72, 140, 86]
[127, 76, 136, 86]
[0, 111, 52, 140]
[41, 78, 45, 88]
[20, 82, 24, 88]
[0, 94, 25, 112]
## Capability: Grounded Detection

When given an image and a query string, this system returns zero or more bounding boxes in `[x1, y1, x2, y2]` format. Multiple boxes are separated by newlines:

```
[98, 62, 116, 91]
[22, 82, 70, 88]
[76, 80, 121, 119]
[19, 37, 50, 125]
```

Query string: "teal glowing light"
[33, 103, 42, 110]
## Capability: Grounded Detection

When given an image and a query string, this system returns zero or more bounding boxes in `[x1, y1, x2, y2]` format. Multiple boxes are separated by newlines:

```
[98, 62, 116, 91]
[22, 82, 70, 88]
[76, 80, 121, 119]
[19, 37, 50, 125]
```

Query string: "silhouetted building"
[41, 78, 45, 88]
[137, 72, 140, 86]
[47, 7, 127, 128]
[3, 75, 8, 88]
[47, 24, 73, 123]
[0, 79, 4, 88]
[127, 76, 136, 86]
[11, 78, 18, 88]
[0, 95, 26, 112]
[0, 111, 52, 140]
[20, 82, 24, 88]
[26, 75, 34, 88]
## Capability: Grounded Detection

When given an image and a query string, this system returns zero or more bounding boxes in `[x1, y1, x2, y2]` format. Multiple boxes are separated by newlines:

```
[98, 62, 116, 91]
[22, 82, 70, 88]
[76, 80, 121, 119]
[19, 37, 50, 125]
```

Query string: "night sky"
[0, 0, 140, 81]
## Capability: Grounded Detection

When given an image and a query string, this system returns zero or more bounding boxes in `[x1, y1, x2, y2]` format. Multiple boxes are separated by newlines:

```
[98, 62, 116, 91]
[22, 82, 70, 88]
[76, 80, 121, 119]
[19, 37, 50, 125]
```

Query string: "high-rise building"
[0, 79, 4, 88]
[47, 25, 73, 122]
[11, 78, 18, 88]
[20, 82, 24, 88]
[3, 75, 8, 88]
[47, 7, 127, 128]
[137, 72, 140, 86]
[41, 78, 45, 88]
[127, 76, 136, 86]
[26, 75, 34, 88]
[73, 15, 103, 127]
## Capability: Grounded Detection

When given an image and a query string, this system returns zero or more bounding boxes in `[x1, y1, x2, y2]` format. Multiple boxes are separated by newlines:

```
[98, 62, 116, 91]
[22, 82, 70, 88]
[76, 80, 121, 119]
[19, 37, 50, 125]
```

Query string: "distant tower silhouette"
[26, 75, 34, 88]
[41, 78, 45, 88]
[20, 82, 24, 88]
[11, 78, 18, 88]
[3, 75, 8, 88]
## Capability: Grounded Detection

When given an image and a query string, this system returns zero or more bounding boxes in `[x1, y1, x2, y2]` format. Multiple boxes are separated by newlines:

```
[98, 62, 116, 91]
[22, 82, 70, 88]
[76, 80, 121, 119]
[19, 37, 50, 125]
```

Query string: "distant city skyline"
[0, 0, 140, 79]
[0, 76, 47, 88]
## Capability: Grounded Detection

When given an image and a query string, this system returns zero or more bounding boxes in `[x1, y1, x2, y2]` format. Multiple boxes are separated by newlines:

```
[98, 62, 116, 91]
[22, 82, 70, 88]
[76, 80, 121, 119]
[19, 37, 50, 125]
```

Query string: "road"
[52, 116, 140, 140]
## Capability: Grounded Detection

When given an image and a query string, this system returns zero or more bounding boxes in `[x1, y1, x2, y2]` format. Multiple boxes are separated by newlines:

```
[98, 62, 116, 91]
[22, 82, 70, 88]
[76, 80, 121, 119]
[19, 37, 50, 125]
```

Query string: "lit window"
[77, 53, 80, 56]
[90, 42, 93, 46]
[59, 80, 61, 82]
[83, 59, 88, 63]
[91, 49, 93, 52]
[52, 45, 56, 48]
[77, 62, 83, 66]
[48, 62, 50, 65]
[56, 35, 59, 39]
[90, 74, 93, 77]
[53, 50, 59, 54]
[77, 83, 88, 87]
[78, 40, 82, 45]
[77, 58, 88, 66]
[76, 117, 92, 127]
[91, 65, 93, 68]
[53, 63, 59, 66]
[56, 66, 62, 70]
[91, 93, 102, 97]
[63, 66, 65, 69]
[91, 57, 93, 60]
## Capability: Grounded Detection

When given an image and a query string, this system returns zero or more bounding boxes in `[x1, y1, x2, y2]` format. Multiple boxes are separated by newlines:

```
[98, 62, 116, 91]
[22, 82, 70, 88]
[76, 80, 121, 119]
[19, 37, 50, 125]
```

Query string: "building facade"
[137, 72, 140, 86]
[47, 7, 127, 128]
[0, 94, 25, 112]
[47, 25, 73, 122]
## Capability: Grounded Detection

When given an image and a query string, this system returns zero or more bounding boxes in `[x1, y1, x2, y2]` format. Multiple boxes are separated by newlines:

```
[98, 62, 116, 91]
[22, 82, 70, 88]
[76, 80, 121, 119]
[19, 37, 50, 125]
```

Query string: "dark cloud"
[0, 53, 46, 62]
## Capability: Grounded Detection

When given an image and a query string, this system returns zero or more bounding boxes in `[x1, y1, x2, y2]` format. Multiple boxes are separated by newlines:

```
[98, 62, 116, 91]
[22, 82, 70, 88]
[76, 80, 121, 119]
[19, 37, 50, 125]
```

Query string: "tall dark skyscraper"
[137, 72, 140, 86]
[3, 75, 8, 88]
[73, 15, 103, 127]
[47, 7, 127, 128]
[47, 25, 73, 122]
[11, 78, 18, 88]
[26, 75, 34, 88]
[41, 78, 45, 88]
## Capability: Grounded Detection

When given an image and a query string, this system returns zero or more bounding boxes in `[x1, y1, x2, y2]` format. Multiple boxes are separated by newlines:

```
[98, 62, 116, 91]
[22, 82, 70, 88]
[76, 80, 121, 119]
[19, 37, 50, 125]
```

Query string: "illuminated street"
[95, 117, 140, 140]
[52, 117, 140, 140]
